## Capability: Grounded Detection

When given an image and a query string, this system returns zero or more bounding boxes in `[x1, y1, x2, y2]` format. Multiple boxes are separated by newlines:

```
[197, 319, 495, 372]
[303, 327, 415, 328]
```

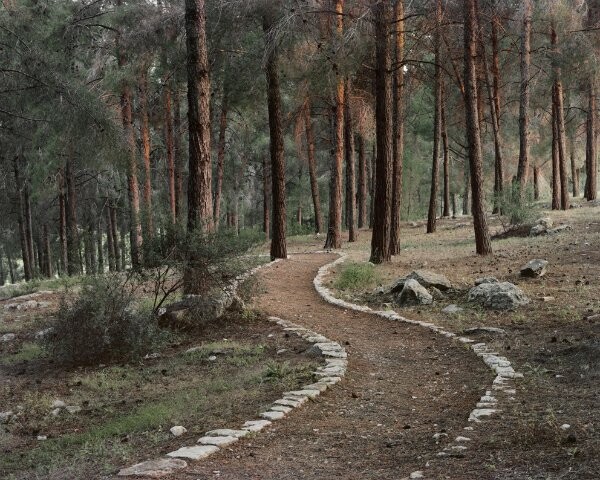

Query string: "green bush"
[495, 183, 538, 227]
[334, 262, 378, 291]
[44, 275, 164, 365]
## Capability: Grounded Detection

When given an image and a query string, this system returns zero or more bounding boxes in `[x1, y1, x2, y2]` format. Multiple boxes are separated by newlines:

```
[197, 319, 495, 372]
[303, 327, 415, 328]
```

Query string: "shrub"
[495, 183, 538, 228]
[334, 262, 378, 291]
[44, 275, 164, 365]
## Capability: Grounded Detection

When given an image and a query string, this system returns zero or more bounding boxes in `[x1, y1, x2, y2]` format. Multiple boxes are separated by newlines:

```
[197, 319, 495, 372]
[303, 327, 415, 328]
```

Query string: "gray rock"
[35, 328, 53, 340]
[204, 428, 248, 438]
[170, 426, 187, 437]
[0, 411, 14, 424]
[1, 333, 16, 342]
[167, 445, 219, 460]
[51, 399, 66, 409]
[242, 420, 271, 432]
[442, 304, 463, 314]
[520, 259, 548, 278]
[537, 217, 553, 228]
[388, 277, 408, 294]
[463, 326, 507, 335]
[529, 224, 547, 236]
[396, 279, 433, 306]
[65, 405, 81, 414]
[474, 276, 498, 286]
[547, 224, 572, 234]
[118, 458, 188, 477]
[372, 286, 386, 295]
[407, 270, 452, 291]
[198, 435, 238, 447]
[468, 282, 530, 310]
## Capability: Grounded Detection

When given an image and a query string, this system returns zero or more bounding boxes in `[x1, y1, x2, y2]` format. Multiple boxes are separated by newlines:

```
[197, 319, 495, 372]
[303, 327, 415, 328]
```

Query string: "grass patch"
[334, 262, 379, 292]
[0, 342, 44, 365]
[0, 276, 83, 301]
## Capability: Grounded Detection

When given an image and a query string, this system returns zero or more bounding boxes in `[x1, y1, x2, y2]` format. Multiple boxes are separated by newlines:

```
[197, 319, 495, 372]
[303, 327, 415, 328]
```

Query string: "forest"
[1, 1, 599, 479]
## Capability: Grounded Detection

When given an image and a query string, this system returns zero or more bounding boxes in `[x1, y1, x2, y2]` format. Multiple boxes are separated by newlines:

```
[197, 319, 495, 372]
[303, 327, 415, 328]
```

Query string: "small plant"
[43, 275, 164, 365]
[495, 183, 538, 228]
[334, 262, 379, 291]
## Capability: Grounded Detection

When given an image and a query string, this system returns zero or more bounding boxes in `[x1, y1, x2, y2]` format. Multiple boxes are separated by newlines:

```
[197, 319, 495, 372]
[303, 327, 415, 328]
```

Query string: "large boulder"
[468, 282, 529, 310]
[474, 276, 498, 286]
[396, 279, 433, 306]
[389, 270, 451, 294]
[520, 259, 548, 278]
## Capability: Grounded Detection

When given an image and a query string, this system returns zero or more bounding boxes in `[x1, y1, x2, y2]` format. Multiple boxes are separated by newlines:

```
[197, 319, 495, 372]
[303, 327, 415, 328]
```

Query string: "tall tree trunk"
[7, 249, 15, 284]
[185, 0, 213, 233]
[585, 82, 597, 200]
[370, 1, 393, 264]
[357, 134, 368, 228]
[66, 156, 80, 275]
[174, 89, 184, 218]
[551, 23, 569, 210]
[96, 218, 104, 274]
[427, 0, 442, 234]
[263, 155, 271, 239]
[441, 95, 450, 217]
[534, 165, 540, 200]
[552, 99, 561, 210]
[344, 79, 357, 242]
[119, 221, 127, 270]
[570, 140, 579, 198]
[58, 169, 68, 274]
[23, 181, 35, 277]
[390, 0, 404, 254]
[326, 0, 345, 250]
[214, 89, 228, 230]
[0, 248, 5, 286]
[464, 0, 492, 255]
[42, 224, 52, 278]
[140, 68, 154, 236]
[106, 207, 115, 272]
[14, 158, 32, 280]
[369, 143, 375, 228]
[263, 11, 287, 259]
[516, 0, 532, 190]
[462, 162, 471, 215]
[304, 100, 324, 233]
[110, 206, 121, 272]
[164, 81, 177, 223]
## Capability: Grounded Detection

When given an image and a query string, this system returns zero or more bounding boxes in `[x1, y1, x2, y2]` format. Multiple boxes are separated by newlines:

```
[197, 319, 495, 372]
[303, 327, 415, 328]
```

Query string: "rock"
[208, 355, 217, 361]
[65, 405, 81, 414]
[51, 408, 61, 417]
[388, 277, 408, 294]
[442, 304, 463, 314]
[241, 420, 271, 432]
[270, 405, 293, 413]
[560, 424, 571, 431]
[430, 287, 445, 300]
[0, 411, 14, 424]
[463, 326, 507, 335]
[260, 411, 285, 421]
[35, 328, 53, 340]
[468, 282, 529, 310]
[455, 436, 472, 442]
[537, 217, 553, 228]
[407, 270, 452, 291]
[284, 389, 321, 399]
[1, 333, 16, 342]
[37, 435, 47, 441]
[167, 445, 219, 460]
[51, 399, 66, 409]
[396, 279, 433, 306]
[170, 426, 187, 437]
[529, 224, 547, 236]
[410, 472, 424, 479]
[468, 408, 498, 422]
[474, 276, 498, 286]
[198, 435, 238, 447]
[547, 224, 572, 234]
[520, 259, 548, 278]
[204, 428, 249, 438]
[372, 286, 386, 295]
[542, 296, 555, 302]
[118, 458, 188, 477]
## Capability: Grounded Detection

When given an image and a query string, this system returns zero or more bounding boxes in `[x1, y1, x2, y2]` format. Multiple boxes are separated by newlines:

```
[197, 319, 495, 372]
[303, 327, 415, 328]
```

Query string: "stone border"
[313, 253, 519, 478]
[118, 259, 347, 477]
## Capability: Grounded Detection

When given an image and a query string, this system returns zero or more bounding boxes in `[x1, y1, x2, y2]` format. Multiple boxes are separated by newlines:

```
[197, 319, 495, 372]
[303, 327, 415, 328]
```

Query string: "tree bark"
[23, 181, 35, 277]
[370, 1, 393, 264]
[357, 134, 368, 228]
[534, 165, 540, 200]
[464, 0, 492, 255]
[516, 0, 532, 190]
[110, 206, 121, 272]
[427, 0, 443, 234]
[369, 142, 375, 228]
[570, 140, 579, 198]
[552, 98, 561, 210]
[551, 24, 569, 210]
[174, 88, 184, 218]
[14, 158, 32, 281]
[140, 68, 153, 236]
[390, 0, 404, 254]
[185, 0, 213, 233]
[304, 100, 324, 233]
[66, 156, 81, 275]
[164, 81, 177, 223]
[585, 82, 597, 200]
[58, 169, 68, 274]
[96, 218, 104, 274]
[263, 12, 287, 259]
[42, 224, 52, 278]
[326, 0, 345, 250]
[106, 207, 115, 272]
[441, 95, 450, 217]
[263, 155, 271, 239]
[344, 79, 357, 242]
[214, 89, 228, 230]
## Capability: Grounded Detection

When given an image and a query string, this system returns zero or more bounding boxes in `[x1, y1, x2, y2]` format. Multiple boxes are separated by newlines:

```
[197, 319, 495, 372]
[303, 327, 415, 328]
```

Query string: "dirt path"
[165, 254, 490, 479]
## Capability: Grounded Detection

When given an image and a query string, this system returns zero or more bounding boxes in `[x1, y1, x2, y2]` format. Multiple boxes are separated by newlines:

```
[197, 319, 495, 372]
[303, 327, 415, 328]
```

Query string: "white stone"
[270, 405, 292, 413]
[0, 411, 14, 424]
[410, 472, 424, 479]
[1, 333, 16, 342]
[66, 405, 81, 414]
[302, 383, 329, 392]
[455, 436, 472, 442]
[198, 435, 238, 447]
[167, 445, 219, 460]
[260, 411, 285, 421]
[118, 458, 188, 477]
[284, 389, 320, 399]
[51, 399, 66, 409]
[170, 426, 187, 437]
[242, 420, 271, 432]
[37, 435, 47, 441]
[204, 428, 248, 438]
[51, 408, 61, 416]
[274, 398, 302, 408]
[468, 408, 499, 422]
[560, 424, 571, 430]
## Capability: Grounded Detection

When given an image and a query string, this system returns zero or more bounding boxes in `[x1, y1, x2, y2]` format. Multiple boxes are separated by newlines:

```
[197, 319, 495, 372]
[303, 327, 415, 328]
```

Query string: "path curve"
[162, 254, 490, 480]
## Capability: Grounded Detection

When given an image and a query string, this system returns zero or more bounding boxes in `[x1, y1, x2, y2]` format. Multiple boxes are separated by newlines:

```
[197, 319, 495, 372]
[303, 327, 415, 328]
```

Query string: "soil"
[160, 254, 490, 480]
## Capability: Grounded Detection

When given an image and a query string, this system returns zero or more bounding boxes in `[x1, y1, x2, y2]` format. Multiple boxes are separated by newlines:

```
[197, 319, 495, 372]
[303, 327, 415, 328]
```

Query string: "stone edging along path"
[313, 253, 520, 469]
[117, 258, 347, 477]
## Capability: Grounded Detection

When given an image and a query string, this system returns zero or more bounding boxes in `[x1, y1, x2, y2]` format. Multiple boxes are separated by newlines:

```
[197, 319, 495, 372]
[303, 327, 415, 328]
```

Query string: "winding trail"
[166, 254, 490, 479]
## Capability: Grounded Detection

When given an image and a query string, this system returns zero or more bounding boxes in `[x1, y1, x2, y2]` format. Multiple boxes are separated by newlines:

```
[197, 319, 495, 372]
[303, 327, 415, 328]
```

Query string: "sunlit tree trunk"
[370, 1, 393, 264]
[464, 0, 492, 255]
[304, 100, 323, 233]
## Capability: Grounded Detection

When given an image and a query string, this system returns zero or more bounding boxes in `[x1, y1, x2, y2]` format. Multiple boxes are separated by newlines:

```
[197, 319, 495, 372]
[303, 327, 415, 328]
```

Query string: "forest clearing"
[1, 0, 600, 479]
